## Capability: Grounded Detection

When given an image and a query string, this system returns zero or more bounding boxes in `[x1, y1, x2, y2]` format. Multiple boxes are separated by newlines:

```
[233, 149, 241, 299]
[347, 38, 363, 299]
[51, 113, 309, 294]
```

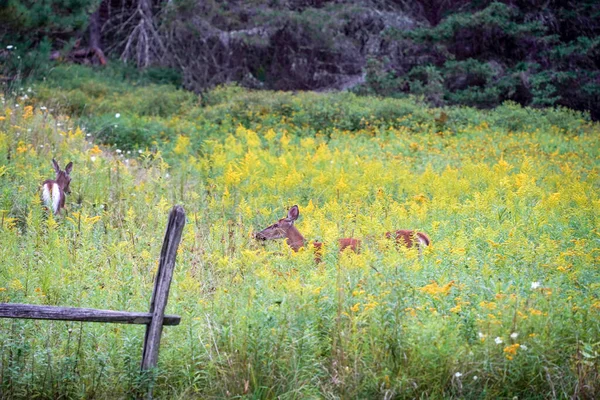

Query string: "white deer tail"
[42, 183, 61, 214]
[416, 232, 431, 258]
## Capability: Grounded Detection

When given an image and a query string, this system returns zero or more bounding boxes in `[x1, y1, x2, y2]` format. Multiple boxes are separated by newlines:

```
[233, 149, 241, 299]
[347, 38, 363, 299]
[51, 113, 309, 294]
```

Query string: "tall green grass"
[0, 77, 599, 398]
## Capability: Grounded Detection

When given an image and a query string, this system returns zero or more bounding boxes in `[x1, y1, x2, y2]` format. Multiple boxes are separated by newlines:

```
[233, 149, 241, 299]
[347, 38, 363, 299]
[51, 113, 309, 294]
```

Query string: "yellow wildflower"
[16, 141, 29, 154]
[23, 105, 33, 119]
[9, 279, 24, 291]
[413, 194, 427, 203]
[174, 135, 191, 155]
[503, 343, 520, 360]
[224, 165, 242, 185]
[449, 304, 462, 313]
[264, 128, 276, 142]
[89, 145, 103, 155]
[480, 301, 497, 310]
[419, 281, 454, 296]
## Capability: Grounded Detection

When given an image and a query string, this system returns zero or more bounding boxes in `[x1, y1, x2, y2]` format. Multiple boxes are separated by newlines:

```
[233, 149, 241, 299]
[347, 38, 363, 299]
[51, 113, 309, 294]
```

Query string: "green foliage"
[1, 88, 599, 398]
[0, 0, 99, 80]
[361, 1, 600, 119]
[26, 64, 195, 150]
[403, 2, 545, 46]
[0, 0, 97, 38]
[359, 58, 406, 98]
[22, 66, 592, 155]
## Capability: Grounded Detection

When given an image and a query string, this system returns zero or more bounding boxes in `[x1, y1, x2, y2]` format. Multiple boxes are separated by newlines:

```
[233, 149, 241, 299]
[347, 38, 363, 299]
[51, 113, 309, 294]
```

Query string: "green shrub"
[23, 65, 594, 156]
[360, 2, 600, 119]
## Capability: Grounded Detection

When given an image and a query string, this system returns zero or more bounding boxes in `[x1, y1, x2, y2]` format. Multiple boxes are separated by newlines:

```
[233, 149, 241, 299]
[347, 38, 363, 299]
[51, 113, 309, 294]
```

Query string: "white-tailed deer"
[254, 205, 430, 262]
[41, 159, 73, 215]
[385, 229, 431, 257]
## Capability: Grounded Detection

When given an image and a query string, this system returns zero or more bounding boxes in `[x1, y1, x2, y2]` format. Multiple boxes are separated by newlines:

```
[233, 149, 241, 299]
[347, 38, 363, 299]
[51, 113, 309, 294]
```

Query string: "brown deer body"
[254, 205, 430, 262]
[386, 229, 431, 248]
[41, 159, 73, 214]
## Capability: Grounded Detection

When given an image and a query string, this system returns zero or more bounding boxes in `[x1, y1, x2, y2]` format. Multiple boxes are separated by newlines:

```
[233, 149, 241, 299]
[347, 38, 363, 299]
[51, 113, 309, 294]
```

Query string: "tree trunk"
[88, 8, 107, 65]
[121, 0, 166, 68]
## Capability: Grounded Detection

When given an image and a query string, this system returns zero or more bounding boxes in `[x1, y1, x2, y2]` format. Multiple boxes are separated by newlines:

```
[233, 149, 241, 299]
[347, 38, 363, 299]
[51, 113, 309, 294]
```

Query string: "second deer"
[41, 159, 73, 215]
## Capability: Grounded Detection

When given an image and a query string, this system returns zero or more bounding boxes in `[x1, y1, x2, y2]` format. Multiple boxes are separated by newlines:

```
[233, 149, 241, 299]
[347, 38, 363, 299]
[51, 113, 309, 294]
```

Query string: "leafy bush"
[360, 1, 600, 119]
[20, 66, 592, 155]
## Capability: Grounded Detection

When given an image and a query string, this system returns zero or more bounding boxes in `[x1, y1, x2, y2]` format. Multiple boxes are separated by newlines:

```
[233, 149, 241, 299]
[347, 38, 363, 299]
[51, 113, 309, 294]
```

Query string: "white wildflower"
[510, 332, 519, 339]
[454, 372, 462, 378]
[115, 113, 120, 118]
[495, 337, 503, 345]
[531, 282, 541, 290]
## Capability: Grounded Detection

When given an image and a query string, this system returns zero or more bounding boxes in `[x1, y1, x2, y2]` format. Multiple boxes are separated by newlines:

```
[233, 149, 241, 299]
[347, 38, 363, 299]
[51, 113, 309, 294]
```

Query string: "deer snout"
[254, 232, 267, 240]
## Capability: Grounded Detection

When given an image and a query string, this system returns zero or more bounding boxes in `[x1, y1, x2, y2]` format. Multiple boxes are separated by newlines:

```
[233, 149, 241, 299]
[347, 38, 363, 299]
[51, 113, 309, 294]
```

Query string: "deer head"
[254, 205, 305, 250]
[52, 158, 73, 194]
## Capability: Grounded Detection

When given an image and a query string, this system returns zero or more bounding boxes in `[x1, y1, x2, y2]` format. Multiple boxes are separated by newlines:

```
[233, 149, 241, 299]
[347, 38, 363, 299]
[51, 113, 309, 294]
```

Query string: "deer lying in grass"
[41, 159, 73, 215]
[254, 205, 430, 262]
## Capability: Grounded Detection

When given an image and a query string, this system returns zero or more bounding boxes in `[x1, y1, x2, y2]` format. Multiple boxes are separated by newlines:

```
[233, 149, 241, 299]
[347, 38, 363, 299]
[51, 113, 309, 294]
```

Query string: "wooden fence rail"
[0, 303, 180, 325]
[0, 205, 186, 399]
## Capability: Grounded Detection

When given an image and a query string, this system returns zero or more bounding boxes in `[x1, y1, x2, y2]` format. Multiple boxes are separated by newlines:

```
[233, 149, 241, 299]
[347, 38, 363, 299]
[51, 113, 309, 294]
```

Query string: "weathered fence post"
[0, 205, 185, 400]
[140, 205, 186, 396]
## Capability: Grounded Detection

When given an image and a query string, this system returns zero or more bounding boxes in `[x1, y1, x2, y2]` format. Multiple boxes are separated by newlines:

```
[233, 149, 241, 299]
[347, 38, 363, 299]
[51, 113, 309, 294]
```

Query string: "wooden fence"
[0, 205, 186, 398]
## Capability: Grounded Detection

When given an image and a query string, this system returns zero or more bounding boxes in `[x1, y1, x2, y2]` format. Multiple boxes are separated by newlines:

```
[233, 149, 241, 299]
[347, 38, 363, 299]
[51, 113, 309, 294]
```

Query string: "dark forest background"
[1, 0, 599, 119]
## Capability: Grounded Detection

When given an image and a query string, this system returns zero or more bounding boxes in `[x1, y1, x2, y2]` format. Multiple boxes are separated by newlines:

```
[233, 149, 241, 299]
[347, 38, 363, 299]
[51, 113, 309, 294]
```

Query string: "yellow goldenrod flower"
[23, 105, 33, 119]
[419, 281, 454, 296]
[504, 343, 520, 360]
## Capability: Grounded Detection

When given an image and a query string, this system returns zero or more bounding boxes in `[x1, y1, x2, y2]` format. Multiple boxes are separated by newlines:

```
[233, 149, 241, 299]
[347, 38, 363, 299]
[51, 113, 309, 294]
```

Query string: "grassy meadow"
[0, 69, 599, 398]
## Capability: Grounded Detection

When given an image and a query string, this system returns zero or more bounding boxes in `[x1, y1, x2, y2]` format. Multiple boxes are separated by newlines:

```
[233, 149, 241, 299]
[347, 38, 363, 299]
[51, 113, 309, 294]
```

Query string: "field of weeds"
[0, 78, 599, 398]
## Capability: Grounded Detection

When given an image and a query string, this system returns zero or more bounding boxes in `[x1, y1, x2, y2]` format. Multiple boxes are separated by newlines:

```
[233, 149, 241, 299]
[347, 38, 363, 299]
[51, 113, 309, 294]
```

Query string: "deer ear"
[65, 162, 73, 174]
[287, 205, 299, 221]
[52, 159, 60, 173]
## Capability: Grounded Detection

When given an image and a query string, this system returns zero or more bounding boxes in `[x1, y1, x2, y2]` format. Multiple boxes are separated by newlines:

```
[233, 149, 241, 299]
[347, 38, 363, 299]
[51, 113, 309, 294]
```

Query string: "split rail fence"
[0, 205, 186, 398]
